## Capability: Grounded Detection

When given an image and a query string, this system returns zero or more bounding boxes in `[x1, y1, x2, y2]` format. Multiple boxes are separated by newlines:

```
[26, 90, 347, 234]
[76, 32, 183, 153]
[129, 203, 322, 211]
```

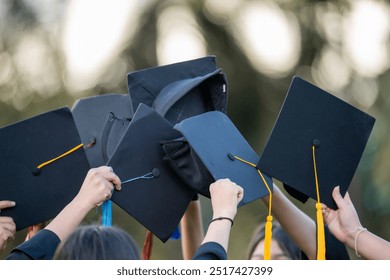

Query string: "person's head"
[247, 221, 301, 260]
[54, 225, 140, 260]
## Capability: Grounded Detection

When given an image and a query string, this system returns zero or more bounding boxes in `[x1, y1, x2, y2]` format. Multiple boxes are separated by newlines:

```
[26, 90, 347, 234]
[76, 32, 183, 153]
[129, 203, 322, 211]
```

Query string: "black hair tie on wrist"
[209, 217, 234, 227]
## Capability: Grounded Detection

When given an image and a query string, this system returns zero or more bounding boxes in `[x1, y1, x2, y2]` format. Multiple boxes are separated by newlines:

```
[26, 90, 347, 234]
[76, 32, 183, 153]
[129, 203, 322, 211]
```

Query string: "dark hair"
[246, 221, 301, 260]
[54, 225, 140, 260]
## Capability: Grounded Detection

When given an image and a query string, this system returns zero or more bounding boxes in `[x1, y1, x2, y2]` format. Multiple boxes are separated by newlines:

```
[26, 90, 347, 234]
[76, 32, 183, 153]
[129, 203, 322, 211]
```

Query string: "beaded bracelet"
[209, 217, 234, 227]
[354, 226, 367, 257]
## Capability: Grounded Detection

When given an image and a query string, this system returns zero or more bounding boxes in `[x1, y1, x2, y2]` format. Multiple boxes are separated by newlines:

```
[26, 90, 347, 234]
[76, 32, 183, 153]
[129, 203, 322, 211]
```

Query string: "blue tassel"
[101, 200, 112, 227]
[169, 225, 181, 240]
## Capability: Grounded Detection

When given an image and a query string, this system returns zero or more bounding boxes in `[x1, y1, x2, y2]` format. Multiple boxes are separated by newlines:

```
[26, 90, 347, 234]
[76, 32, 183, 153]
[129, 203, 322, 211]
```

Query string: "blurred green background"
[1, 0, 389, 260]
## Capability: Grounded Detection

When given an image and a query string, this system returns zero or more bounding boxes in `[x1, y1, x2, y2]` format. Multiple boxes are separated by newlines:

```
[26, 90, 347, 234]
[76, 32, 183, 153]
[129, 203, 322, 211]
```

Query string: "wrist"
[212, 211, 235, 220]
[353, 226, 367, 258]
[209, 216, 234, 227]
[69, 196, 94, 214]
[346, 224, 363, 245]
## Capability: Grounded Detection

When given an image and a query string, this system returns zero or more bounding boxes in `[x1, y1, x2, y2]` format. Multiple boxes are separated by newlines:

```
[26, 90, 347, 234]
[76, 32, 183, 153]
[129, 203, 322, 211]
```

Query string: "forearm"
[180, 200, 204, 260]
[201, 219, 232, 252]
[264, 184, 317, 259]
[45, 198, 91, 241]
[347, 230, 390, 260]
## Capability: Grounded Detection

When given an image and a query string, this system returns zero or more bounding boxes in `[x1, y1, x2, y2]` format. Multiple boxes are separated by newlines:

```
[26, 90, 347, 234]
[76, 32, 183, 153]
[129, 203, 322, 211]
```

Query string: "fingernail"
[11, 201, 16, 206]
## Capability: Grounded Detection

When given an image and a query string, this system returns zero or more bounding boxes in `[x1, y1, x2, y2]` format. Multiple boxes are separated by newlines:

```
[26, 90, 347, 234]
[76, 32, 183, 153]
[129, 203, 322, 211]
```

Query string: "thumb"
[332, 186, 345, 209]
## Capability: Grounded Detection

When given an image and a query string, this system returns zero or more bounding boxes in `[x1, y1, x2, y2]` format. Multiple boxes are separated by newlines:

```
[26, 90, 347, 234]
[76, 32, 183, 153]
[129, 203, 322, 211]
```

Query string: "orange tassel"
[142, 230, 153, 260]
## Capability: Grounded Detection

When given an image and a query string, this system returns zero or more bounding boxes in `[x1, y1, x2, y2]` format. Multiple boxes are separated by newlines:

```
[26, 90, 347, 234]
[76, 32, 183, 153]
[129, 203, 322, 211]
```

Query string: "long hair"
[246, 221, 301, 260]
[54, 225, 140, 260]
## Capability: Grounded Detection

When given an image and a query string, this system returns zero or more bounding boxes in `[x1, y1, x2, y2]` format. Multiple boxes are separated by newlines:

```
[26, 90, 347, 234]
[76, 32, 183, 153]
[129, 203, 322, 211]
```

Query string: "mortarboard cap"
[257, 76, 376, 209]
[127, 55, 228, 124]
[257, 76, 375, 259]
[0, 107, 90, 230]
[107, 104, 194, 242]
[71, 93, 133, 167]
[173, 111, 273, 206]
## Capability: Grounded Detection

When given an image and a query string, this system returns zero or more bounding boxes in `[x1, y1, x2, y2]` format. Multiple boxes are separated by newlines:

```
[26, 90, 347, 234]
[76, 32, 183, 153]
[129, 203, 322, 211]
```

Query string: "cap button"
[152, 168, 160, 178]
[32, 167, 41, 176]
[89, 137, 96, 145]
[227, 153, 235, 161]
[313, 139, 320, 148]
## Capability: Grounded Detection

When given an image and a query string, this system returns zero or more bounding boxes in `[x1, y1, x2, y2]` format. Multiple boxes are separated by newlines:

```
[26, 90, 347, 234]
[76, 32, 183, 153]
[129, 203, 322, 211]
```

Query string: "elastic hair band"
[354, 226, 367, 257]
[209, 217, 233, 227]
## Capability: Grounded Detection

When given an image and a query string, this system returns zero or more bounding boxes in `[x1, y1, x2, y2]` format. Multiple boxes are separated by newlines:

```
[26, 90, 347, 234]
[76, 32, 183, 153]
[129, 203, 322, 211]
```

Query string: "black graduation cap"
[127, 55, 228, 124]
[71, 93, 133, 167]
[0, 107, 90, 231]
[257, 76, 376, 209]
[258, 76, 375, 259]
[173, 111, 273, 206]
[107, 104, 194, 242]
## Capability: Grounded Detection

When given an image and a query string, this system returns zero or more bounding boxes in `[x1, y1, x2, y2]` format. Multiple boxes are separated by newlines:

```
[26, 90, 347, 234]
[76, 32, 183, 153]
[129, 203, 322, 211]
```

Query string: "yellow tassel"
[37, 143, 84, 169]
[233, 155, 274, 260]
[257, 168, 273, 261]
[312, 146, 326, 260]
[316, 202, 326, 260]
[263, 215, 273, 260]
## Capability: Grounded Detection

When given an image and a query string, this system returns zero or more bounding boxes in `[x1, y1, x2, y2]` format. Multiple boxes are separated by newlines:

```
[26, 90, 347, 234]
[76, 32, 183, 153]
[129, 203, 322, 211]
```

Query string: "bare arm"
[323, 186, 390, 259]
[201, 179, 244, 252]
[180, 200, 204, 260]
[45, 166, 121, 241]
[262, 184, 317, 259]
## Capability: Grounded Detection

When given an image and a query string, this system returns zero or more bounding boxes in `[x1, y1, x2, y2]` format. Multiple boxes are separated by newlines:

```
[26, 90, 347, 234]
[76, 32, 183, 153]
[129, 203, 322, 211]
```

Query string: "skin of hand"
[210, 178, 244, 220]
[73, 166, 121, 209]
[322, 186, 390, 259]
[45, 166, 121, 241]
[322, 186, 362, 245]
[200, 178, 244, 252]
[0, 200, 16, 251]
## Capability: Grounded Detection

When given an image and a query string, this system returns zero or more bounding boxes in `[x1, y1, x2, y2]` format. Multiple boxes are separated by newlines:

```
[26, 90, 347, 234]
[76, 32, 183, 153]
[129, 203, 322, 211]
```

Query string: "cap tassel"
[142, 230, 153, 260]
[101, 200, 112, 227]
[258, 169, 273, 260]
[231, 154, 274, 260]
[263, 215, 273, 260]
[169, 225, 181, 240]
[316, 203, 326, 260]
[312, 145, 326, 260]
[34, 143, 84, 174]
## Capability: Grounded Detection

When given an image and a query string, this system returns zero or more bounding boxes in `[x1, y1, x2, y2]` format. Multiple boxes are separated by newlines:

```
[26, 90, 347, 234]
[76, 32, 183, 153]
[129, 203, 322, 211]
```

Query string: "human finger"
[101, 166, 121, 190]
[0, 201, 16, 210]
[332, 186, 346, 209]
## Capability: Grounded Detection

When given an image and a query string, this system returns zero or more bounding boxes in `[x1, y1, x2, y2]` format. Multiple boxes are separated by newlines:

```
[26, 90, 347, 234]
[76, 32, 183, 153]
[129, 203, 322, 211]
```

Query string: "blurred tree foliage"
[1, 0, 389, 259]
